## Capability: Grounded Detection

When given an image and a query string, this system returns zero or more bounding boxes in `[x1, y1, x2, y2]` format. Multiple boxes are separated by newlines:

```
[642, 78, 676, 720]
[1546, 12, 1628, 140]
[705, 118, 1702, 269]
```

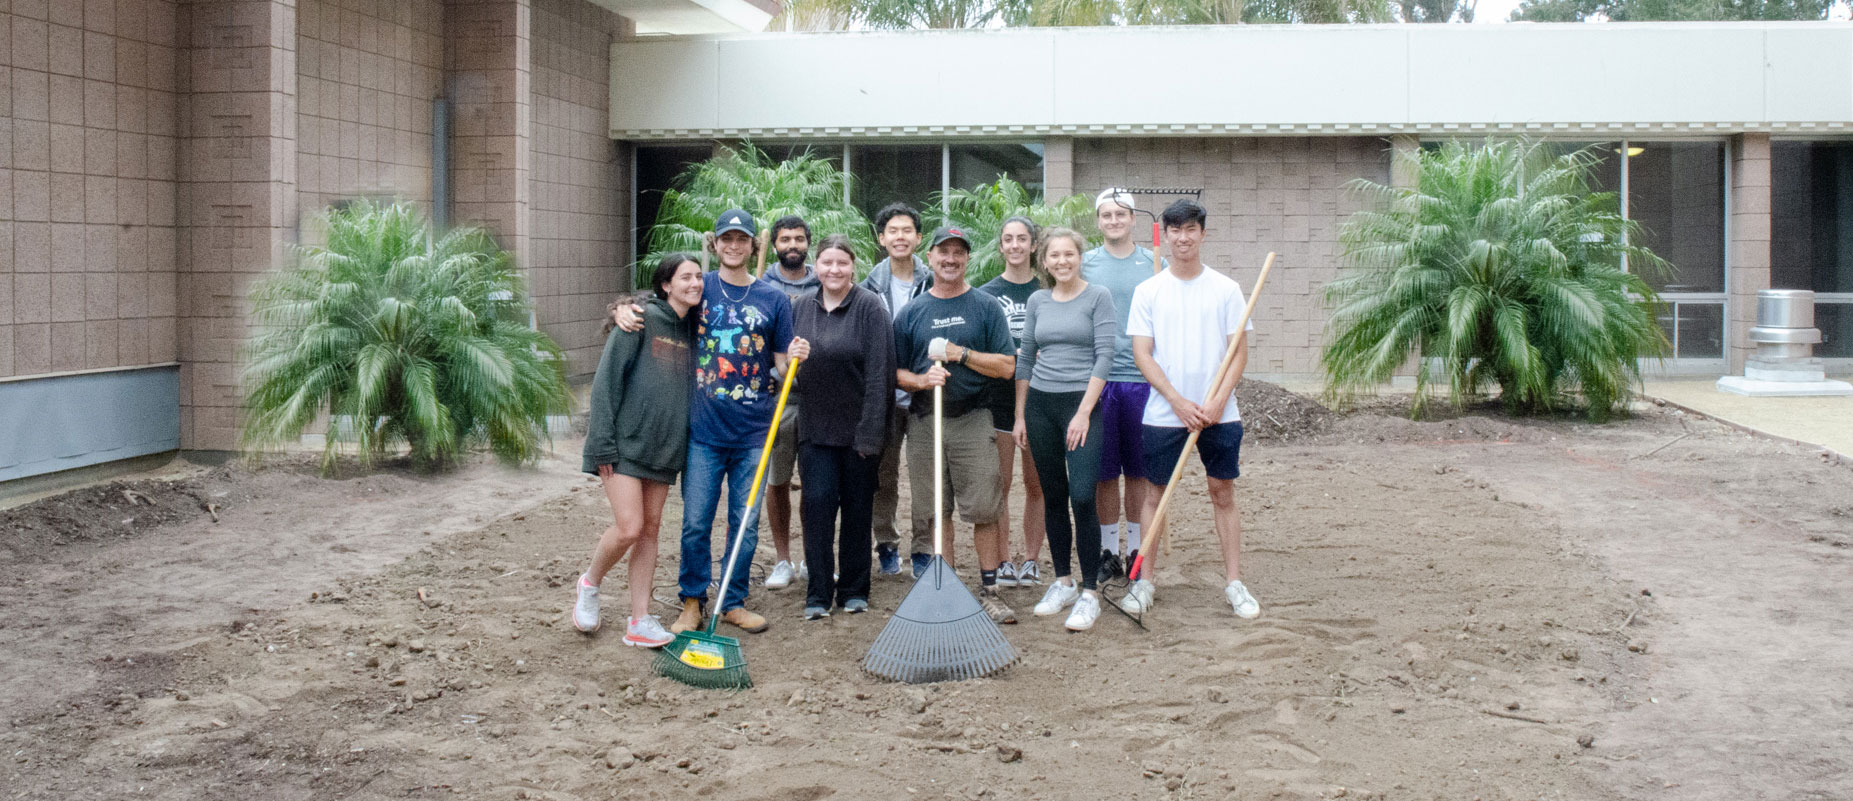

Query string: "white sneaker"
[572, 574, 600, 633]
[766, 560, 796, 589]
[1118, 579, 1156, 615]
[622, 614, 672, 648]
[1226, 580, 1261, 619]
[1065, 590, 1101, 631]
[995, 560, 1019, 588]
[1033, 579, 1080, 616]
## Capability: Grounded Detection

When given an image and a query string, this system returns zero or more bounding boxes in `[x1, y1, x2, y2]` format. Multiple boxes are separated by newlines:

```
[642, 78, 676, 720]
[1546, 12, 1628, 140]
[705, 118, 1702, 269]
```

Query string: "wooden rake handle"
[1129, 252, 1277, 583]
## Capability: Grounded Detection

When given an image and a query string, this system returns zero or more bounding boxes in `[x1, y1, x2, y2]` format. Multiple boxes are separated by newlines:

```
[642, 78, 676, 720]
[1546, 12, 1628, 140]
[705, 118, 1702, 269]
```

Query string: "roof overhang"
[591, 0, 776, 36]
[610, 22, 1853, 140]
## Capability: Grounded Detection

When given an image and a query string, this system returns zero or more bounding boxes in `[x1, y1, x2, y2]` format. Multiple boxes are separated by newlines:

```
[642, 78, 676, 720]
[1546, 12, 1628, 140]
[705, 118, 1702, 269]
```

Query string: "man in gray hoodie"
[859, 202, 931, 577]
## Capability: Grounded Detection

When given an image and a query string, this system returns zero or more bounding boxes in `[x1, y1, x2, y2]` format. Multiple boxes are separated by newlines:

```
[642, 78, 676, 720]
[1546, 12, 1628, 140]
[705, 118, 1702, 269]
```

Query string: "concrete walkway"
[1642, 375, 1853, 459]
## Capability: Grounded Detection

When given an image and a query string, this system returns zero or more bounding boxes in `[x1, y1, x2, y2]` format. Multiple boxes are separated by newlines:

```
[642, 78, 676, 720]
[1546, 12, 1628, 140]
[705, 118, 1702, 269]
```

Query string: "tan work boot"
[721, 607, 769, 633]
[670, 597, 704, 634]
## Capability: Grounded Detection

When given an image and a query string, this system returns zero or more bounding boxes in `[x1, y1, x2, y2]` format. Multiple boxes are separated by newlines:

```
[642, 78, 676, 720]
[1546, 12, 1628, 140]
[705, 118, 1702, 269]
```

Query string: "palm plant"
[1321, 139, 1668, 422]
[242, 199, 571, 472]
[928, 176, 1097, 287]
[642, 145, 874, 284]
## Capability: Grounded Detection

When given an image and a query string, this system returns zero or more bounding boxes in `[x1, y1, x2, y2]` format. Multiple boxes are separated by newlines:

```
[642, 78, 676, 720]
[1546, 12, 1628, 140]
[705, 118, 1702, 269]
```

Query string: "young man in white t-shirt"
[1124, 199, 1260, 620]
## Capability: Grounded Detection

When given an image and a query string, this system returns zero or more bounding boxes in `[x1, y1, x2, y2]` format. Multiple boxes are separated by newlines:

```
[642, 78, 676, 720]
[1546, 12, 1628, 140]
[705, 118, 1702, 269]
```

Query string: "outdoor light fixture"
[1615, 146, 1645, 157]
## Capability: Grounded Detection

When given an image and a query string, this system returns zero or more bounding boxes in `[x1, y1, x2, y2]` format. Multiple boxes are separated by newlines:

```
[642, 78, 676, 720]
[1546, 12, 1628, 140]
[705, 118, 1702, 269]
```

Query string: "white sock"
[1101, 524, 1120, 554]
[1126, 523, 1141, 554]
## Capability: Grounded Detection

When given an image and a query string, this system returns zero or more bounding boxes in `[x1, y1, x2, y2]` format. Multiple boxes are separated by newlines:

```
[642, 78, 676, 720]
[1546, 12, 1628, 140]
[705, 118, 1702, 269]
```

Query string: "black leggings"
[1025, 388, 1103, 590]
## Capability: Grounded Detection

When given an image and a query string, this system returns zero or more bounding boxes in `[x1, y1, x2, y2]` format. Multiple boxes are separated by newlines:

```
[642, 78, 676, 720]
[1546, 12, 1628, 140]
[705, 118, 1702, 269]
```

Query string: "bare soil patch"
[3, 396, 1849, 801]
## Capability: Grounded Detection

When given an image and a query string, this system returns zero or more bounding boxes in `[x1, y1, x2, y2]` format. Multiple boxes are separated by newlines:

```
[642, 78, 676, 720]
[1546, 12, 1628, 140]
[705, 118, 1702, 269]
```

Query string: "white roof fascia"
[609, 22, 1853, 139]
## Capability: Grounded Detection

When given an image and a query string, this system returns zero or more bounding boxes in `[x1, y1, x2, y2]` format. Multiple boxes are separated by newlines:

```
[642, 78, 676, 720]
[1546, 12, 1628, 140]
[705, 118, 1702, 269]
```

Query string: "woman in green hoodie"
[574, 253, 703, 648]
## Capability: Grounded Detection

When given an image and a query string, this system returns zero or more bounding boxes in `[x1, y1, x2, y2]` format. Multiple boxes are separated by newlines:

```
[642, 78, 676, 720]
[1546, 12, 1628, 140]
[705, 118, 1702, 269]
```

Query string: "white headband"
[1095, 188, 1134, 210]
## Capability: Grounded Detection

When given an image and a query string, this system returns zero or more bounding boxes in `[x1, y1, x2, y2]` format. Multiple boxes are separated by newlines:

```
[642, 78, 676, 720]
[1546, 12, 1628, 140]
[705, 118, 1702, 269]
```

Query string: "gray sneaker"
[977, 586, 1017, 625]
[995, 560, 1019, 588]
[1016, 560, 1042, 586]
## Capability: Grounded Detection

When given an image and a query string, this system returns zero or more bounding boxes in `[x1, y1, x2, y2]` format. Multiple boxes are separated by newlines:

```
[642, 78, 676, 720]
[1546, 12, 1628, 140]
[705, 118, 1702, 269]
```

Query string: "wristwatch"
[958, 345, 971, 366]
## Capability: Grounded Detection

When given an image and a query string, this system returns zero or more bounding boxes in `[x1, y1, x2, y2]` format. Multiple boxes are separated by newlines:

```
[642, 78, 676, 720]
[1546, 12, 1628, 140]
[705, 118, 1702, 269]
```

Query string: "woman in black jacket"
[574, 253, 703, 647]
[792, 234, 897, 619]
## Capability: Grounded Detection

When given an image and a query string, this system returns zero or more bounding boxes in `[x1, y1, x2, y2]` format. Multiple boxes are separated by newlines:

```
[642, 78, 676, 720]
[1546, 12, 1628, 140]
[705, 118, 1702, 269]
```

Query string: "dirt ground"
[3, 385, 1850, 801]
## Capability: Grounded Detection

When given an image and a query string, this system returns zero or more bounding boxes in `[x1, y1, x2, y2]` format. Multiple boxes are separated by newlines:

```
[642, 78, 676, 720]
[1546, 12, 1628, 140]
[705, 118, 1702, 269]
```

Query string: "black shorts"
[1142, 422, 1244, 483]
[989, 404, 1016, 434]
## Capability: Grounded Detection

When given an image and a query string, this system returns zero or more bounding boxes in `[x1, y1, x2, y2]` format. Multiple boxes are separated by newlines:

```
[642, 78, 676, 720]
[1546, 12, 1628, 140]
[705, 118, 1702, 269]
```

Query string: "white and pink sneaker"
[572, 574, 600, 633]
[623, 615, 673, 648]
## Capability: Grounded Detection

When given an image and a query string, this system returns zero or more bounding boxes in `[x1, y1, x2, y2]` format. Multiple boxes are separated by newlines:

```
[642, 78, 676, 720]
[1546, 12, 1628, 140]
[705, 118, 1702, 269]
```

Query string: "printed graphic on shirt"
[979, 276, 1038, 347]
[697, 300, 775, 402]
[651, 335, 689, 361]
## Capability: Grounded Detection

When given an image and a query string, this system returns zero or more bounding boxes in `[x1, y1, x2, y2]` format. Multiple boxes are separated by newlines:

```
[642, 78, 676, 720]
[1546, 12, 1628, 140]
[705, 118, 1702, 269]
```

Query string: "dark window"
[633, 144, 712, 258]
[949, 143, 1043, 195]
[1771, 141, 1853, 295]
[849, 145, 941, 220]
[1626, 142, 1726, 294]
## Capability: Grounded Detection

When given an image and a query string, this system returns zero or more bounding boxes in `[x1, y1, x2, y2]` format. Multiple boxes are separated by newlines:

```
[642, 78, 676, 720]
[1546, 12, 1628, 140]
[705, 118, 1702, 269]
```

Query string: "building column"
[1728, 133, 1772, 374]
[445, 0, 532, 268]
[1389, 134, 1420, 190]
[1043, 136, 1074, 200]
[177, 0, 299, 451]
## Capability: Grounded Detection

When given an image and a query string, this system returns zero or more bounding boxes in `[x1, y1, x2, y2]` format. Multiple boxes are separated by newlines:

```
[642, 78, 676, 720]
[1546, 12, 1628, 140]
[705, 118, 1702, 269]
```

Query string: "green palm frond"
[928, 176, 1097, 287]
[1321, 139, 1669, 422]
[241, 199, 571, 472]
[641, 144, 875, 286]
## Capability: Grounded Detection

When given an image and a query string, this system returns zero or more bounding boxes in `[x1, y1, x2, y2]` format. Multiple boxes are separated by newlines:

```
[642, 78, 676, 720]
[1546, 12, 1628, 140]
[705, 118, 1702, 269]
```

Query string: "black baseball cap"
[928, 225, 972, 249]
[714, 209, 756, 237]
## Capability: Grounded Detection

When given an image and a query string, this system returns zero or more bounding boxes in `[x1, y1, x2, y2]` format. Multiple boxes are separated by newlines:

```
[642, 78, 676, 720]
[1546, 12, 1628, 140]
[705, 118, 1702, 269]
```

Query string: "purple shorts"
[1096, 381, 1150, 481]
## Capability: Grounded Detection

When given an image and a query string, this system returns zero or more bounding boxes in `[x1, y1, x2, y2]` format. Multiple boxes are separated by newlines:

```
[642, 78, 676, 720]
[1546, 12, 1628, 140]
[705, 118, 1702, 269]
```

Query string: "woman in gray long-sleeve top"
[791, 235, 897, 619]
[1010, 227, 1119, 632]
[573, 253, 702, 648]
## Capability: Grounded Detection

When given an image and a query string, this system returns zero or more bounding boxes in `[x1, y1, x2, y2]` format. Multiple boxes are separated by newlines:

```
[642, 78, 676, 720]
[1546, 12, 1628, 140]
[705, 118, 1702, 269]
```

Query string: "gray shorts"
[905, 407, 1003, 551]
[768, 404, 800, 486]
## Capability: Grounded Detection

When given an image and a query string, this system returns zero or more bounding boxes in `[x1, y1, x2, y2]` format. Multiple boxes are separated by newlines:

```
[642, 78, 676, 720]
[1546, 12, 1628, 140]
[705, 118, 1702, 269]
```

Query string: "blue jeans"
[678, 440, 764, 612]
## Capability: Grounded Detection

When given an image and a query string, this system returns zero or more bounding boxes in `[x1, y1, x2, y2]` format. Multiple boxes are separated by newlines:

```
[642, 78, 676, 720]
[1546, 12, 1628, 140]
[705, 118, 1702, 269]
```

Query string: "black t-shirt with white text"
[893, 287, 1014, 418]
[978, 274, 1039, 418]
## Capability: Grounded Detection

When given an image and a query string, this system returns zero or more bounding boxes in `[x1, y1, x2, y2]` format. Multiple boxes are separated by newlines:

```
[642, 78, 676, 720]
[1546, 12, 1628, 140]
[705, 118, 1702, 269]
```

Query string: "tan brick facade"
[530, 0, 625, 375]
[295, 0, 443, 215]
[3, 0, 182, 379]
[1074, 136, 1390, 377]
[4, 0, 631, 455]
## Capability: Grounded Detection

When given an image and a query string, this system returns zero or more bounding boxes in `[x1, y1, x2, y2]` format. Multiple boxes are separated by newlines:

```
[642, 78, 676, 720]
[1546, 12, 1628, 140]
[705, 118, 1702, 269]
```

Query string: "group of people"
[574, 188, 1262, 650]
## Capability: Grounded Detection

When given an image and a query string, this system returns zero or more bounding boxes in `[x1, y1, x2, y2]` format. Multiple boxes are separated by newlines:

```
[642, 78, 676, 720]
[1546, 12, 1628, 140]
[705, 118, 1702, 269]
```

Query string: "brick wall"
[529, 0, 623, 375]
[1073, 136, 1390, 377]
[3, 0, 182, 379]
[295, 0, 443, 219]
[175, 0, 298, 450]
